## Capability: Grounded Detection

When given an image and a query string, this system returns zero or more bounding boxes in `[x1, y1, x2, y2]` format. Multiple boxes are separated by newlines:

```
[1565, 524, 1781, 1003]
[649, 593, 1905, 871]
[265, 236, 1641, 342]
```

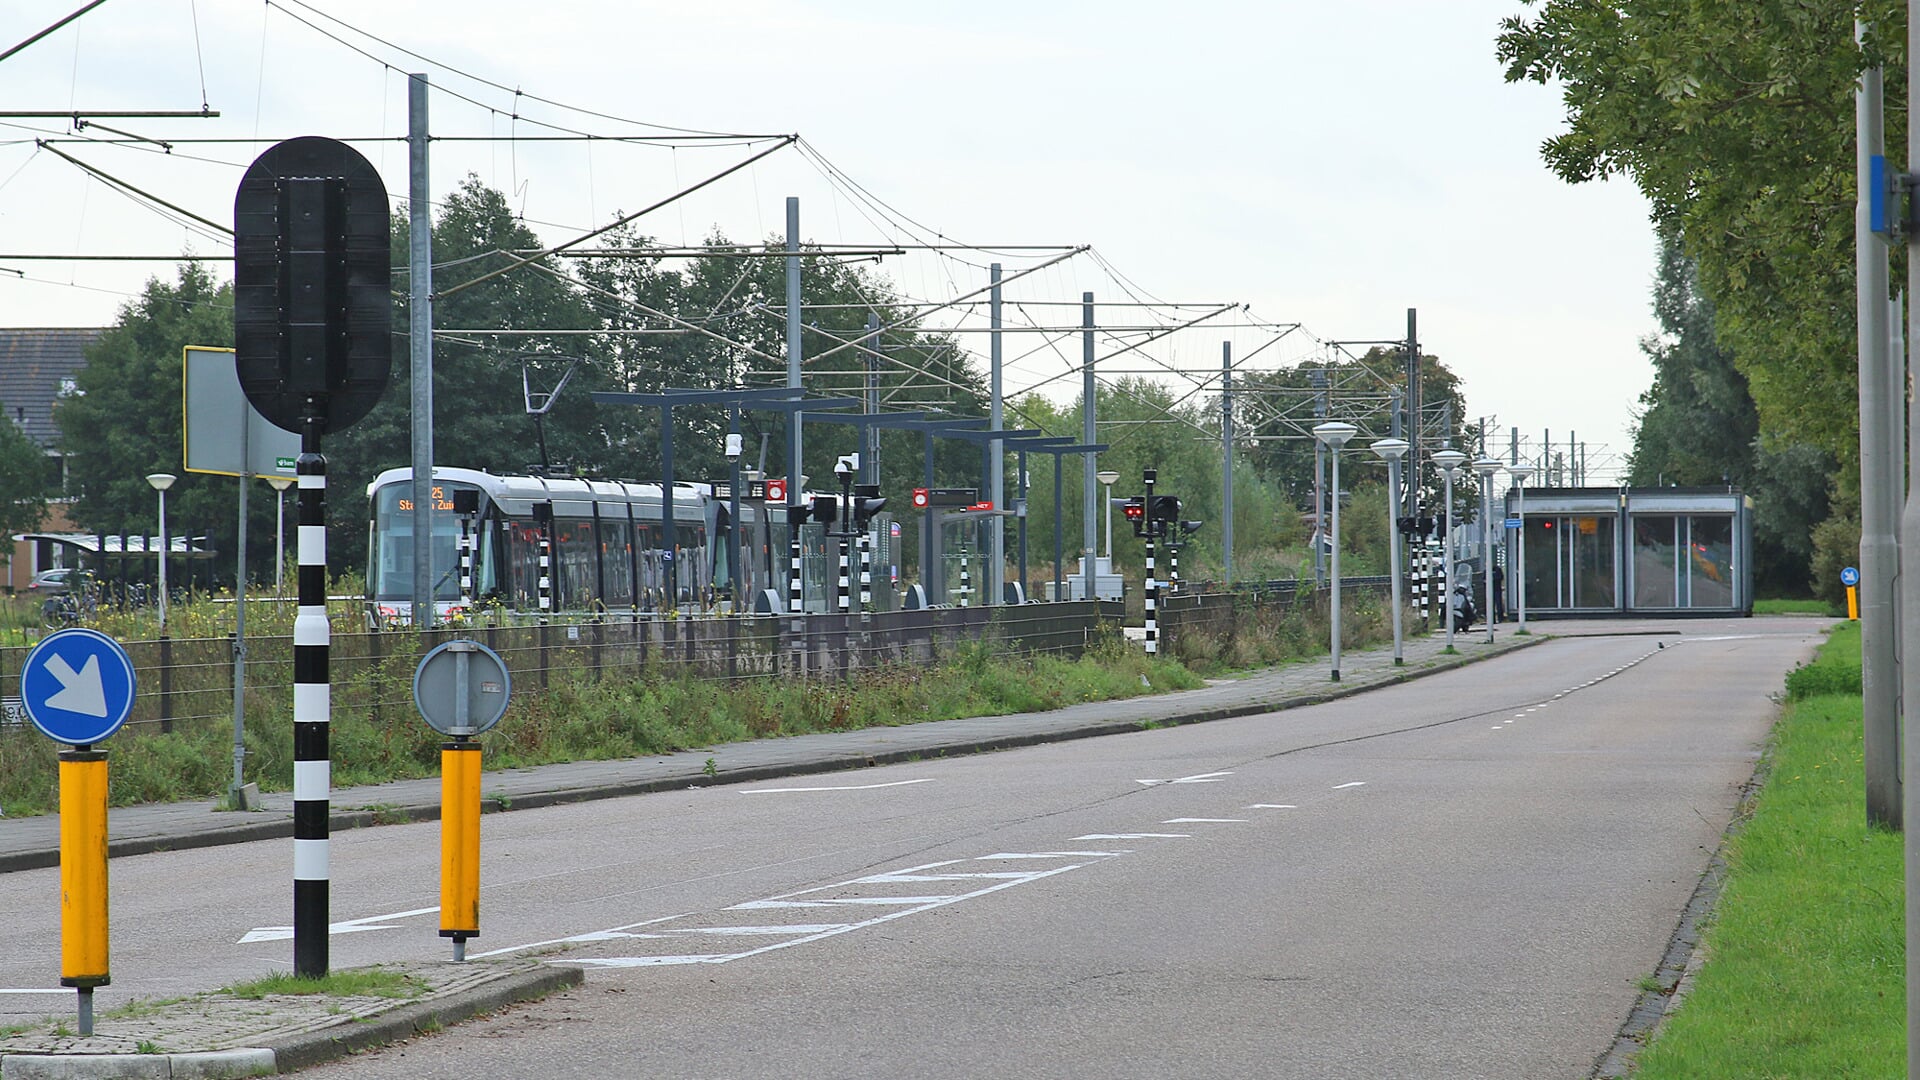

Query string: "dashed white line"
[1332, 781, 1367, 790]
[1247, 804, 1298, 809]
[1136, 771, 1235, 786]
[1073, 832, 1191, 840]
[1162, 818, 1248, 824]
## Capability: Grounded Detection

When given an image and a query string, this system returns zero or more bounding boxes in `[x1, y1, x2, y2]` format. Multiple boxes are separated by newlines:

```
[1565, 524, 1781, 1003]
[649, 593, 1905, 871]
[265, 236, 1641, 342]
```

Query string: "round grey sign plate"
[413, 639, 512, 737]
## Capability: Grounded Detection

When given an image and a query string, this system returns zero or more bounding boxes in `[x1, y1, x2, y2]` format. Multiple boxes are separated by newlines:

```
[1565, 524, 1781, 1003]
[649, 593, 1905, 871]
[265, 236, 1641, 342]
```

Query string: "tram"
[364, 467, 805, 626]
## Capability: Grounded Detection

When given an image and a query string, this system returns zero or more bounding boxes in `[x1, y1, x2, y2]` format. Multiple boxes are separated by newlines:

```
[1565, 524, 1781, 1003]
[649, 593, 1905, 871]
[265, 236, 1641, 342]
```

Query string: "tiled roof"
[0, 328, 102, 449]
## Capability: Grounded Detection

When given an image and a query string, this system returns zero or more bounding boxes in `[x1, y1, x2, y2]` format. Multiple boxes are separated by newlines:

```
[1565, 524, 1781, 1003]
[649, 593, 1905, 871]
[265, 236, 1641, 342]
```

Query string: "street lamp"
[1313, 421, 1357, 681]
[1432, 449, 1468, 651]
[1371, 439, 1409, 667]
[1508, 465, 1535, 633]
[146, 472, 176, 633]
[265, 475, 294, 597]
[1096, 470, 1119, 561]
[1471, 457, 1504, 644]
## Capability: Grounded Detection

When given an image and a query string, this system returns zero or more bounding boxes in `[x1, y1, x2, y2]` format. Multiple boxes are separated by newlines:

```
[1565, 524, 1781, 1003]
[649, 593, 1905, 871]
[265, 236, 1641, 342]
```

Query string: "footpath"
[0, 627, 1546, 1079]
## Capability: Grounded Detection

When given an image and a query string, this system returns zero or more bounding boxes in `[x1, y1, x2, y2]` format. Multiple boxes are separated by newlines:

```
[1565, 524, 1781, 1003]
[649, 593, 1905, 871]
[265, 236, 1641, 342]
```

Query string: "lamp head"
[1469, 456, 1503, 478]
[725, 433, 743, 463]
[1508, 465, 1535, 484]
[1431, 448, 1468, 477]
[1370, 438, 1409, 462]
[146, 472, 177, 492]
[264, 475, 294, 491]
[1312, 421, 1358, 449]
[1096, 470, 1119, 486]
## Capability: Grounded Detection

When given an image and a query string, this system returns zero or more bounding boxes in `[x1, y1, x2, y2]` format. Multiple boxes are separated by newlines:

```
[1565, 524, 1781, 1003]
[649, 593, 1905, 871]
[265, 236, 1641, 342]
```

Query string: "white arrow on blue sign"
[21, 627, 137, 746]
[1841, 566, 1861, 587]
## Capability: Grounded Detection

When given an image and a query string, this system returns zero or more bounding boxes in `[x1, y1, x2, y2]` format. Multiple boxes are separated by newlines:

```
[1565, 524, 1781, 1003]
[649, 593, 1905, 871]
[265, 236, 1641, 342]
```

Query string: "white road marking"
[238, 906, 438, 944]
[1161, 818, 1247, 824]
[741, 778, 935, 794]
[1332, 782, 1367, 790]
[1072, 833, 1191, 840]
[570, 859, 1102, 969]
[469, 912, 692, 960]
[730, 896, 962, 909]
[977, 851, 1123, 859]
[0, 989, 88, 995]
[1247, 804, 1297, 809]
[664, 924, 849, 936]
[858, 871, 1037, 882]
[1136, 771, 1234, 786]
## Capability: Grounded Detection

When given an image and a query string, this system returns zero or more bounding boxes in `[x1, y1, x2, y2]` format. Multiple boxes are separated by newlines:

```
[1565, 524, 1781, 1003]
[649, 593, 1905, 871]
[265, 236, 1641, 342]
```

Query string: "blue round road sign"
[21, 628, 137, 746]
[1842, 566, 1861, 587]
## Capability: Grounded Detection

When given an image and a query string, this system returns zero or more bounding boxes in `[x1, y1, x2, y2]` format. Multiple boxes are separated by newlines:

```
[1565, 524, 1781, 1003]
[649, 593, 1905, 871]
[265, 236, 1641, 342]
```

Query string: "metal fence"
[0, 601, 1125, 741]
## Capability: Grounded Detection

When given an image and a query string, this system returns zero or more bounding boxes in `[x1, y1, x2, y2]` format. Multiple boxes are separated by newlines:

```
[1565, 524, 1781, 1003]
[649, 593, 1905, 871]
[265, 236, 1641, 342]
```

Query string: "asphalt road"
[0, 618, 1823, 1078]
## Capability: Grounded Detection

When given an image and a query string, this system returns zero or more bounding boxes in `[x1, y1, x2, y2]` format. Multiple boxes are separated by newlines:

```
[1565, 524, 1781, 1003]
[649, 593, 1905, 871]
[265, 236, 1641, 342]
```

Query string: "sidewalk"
[0, 626, 1545, 1078]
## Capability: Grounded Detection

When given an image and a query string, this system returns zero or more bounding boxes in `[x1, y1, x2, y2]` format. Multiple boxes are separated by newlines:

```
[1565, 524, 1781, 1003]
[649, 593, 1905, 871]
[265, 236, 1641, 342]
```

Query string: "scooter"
[1450, 581, 1479, 634]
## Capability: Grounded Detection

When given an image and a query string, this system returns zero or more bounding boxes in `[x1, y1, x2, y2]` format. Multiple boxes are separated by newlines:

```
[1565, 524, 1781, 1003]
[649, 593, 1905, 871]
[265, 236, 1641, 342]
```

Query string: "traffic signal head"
[852, 483, 887, 525]
[1179, 519, 1204, 537]
[1149, 495, 1181, 522]
[810, 495, 839, 526]
[1123, 497, 1146, 537]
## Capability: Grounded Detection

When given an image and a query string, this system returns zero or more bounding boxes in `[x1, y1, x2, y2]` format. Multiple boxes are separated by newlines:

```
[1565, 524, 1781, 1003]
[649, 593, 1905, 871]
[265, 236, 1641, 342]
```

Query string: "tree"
[53, 263, 293, 585]
[1496, 0, 1904, 465]
[1626, 232, 1832, 595]
[0, 409, 49, 541]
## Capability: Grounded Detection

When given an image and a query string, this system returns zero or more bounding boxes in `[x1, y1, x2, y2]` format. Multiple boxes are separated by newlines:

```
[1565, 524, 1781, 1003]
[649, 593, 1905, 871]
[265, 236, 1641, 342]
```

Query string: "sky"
[0, 0, 1658, 483]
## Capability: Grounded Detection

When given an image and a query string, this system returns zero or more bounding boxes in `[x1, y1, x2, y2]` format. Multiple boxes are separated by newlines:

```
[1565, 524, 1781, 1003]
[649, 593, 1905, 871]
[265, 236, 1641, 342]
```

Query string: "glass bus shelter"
[1500, 487, 1752, 618]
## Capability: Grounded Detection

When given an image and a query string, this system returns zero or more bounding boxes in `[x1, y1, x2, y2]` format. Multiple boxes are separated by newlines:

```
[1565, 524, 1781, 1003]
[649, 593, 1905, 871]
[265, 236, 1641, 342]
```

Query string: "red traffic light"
[912, 487, 930, 509]
[1122, 498, 1145, 520]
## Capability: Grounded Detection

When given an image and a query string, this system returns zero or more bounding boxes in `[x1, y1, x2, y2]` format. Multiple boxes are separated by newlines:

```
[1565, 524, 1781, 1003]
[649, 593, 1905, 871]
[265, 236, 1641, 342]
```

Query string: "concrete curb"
[262, 964, 583, 1074]
[0, 966, 583, 1079]
[0, 635, 1550, 877]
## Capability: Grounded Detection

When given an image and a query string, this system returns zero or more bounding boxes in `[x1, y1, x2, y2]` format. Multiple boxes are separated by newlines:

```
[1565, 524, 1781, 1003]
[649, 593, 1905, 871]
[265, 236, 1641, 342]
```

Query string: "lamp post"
[1508, 465, 1535, 633]
[1471, 457, 1504, 644]
[1096, 469, 1119, 561]
[1313, 422, 1357, 680]
[1432, 449, 1468, 651]
[146, 473, 176, 633]
[1371, 439, 1409, 666]
[265, 475, 294, 597]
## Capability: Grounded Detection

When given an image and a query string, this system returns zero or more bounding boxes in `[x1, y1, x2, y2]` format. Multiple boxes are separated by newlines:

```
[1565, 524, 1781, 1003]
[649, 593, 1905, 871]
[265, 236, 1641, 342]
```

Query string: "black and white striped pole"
[858, 530, 872, 612]
[233, 135, 394, 983]
[1169, 543, 1180, 593]
[1144, 468, 1157, 656]
[292, 437, 330, 977]
[534, 501, 553, 624]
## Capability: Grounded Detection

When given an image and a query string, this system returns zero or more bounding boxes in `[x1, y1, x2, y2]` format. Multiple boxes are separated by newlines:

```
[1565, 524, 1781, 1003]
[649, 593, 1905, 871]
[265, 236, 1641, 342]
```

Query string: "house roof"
[0, 328, 103, 449]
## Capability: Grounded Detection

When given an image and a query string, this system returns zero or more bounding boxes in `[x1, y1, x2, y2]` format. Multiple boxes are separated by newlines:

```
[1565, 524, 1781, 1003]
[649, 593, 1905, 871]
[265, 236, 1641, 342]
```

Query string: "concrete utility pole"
[1082, 293, 1097, 604]
[1897, 6, 1920, 1067]
[1858, 25, 1901, 830]
[1222, 340, 1234, 586]
[1404, 309, 1420, 520]
[408, 73, 435, 627]
[989, 264, 1005, 605]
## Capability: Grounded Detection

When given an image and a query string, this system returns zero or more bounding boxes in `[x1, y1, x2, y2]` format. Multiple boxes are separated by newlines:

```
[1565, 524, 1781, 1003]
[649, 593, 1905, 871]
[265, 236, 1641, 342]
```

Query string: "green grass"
[0, 633, 1201, 816]
[1631, 622, 1901, 1077]
[1754, 597, 1841, 616]
[219, 968, 423, 1001]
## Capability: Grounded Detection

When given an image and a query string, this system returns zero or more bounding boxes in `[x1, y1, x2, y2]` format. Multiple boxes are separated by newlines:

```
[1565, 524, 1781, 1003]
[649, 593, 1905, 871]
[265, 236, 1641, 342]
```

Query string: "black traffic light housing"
[851, 483, 887, 526]
[1179, 519, 1204, 537]
[1123, 497, 1147, 537]
[1148, 495, 1181, 522]
[810, 495, 839, 526]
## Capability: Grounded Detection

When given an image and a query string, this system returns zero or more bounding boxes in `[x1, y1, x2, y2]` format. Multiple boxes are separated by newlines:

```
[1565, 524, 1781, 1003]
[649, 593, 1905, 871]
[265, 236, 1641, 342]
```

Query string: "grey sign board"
[183, 346, 300, 479]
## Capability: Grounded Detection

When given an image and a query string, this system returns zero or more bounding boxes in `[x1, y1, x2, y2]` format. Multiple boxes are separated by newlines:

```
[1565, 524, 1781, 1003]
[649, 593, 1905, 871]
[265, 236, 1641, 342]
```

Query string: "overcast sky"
[0, 0, 1656, 482]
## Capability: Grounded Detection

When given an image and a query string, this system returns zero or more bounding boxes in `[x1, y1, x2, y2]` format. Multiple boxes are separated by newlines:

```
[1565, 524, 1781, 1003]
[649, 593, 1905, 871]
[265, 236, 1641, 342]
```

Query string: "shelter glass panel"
[1687, 515, 1735, 607]
[1632, 515, 1679, 608]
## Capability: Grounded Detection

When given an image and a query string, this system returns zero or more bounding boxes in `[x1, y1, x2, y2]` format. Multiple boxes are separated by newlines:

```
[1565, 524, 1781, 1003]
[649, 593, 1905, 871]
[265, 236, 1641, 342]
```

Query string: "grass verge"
[219, 969, 424, 1000]
[0, 633, 1200, 816]
[1753, 597, 1841, 616]
[1629, 622, 1900, 1077]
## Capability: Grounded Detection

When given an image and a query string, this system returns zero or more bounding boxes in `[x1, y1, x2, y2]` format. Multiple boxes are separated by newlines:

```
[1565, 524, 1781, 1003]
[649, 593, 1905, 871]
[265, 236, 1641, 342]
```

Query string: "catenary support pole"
[293, 431, 330, 977]
[408, 73, 435, 629]
[989, 264, 1004, 605]
[232, 416, 249, 803]
[786, 197, 804, 606]
[1222, 340, 1234, 586]
[1858, 25, 1900, 829]
[1083, 293, 1098, 605]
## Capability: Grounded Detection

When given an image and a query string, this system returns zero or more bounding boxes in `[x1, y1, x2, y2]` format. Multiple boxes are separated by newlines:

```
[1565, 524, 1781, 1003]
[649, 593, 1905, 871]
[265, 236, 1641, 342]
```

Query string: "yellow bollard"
[440, 741, 481, 959]
[1848, 584, 1860, 620]
[60, 749, 110, 1032]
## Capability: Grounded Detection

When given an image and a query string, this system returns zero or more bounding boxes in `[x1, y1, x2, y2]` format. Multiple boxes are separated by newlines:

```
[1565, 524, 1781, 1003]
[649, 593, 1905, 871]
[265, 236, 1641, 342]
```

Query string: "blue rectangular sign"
[1503, 517, 1524, 529]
